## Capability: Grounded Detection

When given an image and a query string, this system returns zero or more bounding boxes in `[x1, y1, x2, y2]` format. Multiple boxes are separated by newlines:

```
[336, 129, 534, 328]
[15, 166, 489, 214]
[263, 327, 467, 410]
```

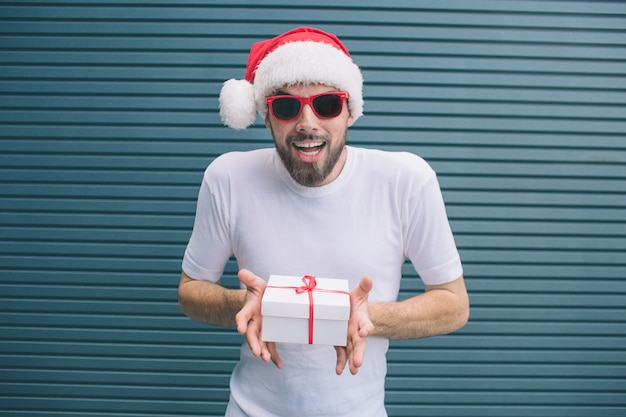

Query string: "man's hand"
[235, 269, 283, 369]
[335, 276, 374, 375]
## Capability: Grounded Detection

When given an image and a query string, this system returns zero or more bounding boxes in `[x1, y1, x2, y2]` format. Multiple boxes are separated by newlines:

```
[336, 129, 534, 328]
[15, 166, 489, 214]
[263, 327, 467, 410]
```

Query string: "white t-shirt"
[183, 146, 463, 417]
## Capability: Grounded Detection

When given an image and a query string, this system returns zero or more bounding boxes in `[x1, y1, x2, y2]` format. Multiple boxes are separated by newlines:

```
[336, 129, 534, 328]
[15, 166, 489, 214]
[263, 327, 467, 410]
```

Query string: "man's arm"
[178, 269, 281, 367]
[369, 275, 469, 339]
[178, 270, 245, 327]
[335, 275, 468, 375]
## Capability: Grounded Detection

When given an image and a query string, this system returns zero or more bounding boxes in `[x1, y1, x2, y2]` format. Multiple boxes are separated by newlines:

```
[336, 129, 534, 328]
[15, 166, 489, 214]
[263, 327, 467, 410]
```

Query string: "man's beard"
[274, 131, 346, 187]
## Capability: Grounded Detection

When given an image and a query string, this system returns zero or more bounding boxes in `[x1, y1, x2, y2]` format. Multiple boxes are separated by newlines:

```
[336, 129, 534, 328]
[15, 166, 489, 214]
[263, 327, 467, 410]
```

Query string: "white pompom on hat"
[219, 26, 364, 130]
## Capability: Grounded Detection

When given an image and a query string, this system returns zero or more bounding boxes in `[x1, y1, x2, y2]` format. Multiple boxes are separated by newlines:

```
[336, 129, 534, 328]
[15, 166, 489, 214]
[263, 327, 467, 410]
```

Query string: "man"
[178, 27, 469, 417]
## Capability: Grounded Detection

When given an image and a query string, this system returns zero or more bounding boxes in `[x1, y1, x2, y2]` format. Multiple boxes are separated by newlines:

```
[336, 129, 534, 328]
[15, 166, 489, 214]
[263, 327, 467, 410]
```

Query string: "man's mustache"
[288, 133, 328, 143]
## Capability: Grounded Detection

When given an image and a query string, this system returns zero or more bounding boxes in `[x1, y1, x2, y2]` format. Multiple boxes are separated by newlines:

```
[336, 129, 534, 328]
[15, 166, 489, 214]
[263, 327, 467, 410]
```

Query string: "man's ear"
[265, 114, 271, 130]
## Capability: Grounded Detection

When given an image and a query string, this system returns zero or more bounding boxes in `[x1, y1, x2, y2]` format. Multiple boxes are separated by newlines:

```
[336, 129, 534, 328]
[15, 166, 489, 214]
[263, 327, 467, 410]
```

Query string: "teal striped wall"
[1, 1, 625, 416]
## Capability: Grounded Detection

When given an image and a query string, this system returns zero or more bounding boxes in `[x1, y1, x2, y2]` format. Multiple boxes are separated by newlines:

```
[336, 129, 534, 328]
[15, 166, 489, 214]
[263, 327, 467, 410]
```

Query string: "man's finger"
[244, 318, 262, 357]
[353, 276, 373, 300]
[234, 305, 251, 335]
[238, 268, 258, 288]
[349, 336, 366, 374]
[259, 340, 272, 363]
[334, 346, 348, 375]
[267, 342, 283, 369]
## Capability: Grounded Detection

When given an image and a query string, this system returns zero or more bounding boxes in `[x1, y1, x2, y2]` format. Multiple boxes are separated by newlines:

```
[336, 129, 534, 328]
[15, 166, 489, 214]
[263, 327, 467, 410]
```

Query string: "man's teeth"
[296, 141, 324, 148]
[295, 142, 324, 155]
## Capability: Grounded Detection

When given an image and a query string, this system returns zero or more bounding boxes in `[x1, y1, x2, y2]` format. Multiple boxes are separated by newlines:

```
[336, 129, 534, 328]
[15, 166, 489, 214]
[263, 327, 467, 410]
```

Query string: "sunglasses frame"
[265, 91, 349, 122]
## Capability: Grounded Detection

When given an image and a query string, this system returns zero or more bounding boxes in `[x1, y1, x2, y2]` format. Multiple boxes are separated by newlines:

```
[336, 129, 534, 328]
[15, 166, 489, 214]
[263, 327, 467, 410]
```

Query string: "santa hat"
[219, 26, 364, 130]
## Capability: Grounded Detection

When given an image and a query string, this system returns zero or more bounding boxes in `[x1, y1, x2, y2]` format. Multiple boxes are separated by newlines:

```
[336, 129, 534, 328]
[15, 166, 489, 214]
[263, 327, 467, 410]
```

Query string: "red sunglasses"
[265, 92, 349, 122]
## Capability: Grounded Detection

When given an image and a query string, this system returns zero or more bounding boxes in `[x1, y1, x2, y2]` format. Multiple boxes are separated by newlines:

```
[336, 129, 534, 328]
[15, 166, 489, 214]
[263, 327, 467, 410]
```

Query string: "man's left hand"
[335, 276, 374, 375]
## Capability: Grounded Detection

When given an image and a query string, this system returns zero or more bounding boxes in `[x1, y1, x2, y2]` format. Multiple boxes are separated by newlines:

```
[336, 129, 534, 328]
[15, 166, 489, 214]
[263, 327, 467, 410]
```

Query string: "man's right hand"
[235, 269, 283, 369]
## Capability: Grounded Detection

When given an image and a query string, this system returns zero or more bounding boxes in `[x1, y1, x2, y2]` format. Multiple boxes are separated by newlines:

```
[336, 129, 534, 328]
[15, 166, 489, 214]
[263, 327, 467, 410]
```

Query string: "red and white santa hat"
[219, 26, 364, 130]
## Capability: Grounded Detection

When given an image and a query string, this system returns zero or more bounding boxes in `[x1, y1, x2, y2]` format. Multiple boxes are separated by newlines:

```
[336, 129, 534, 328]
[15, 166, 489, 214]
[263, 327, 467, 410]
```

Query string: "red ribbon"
[295, 275, 318, 344]
[268, 275, 350, 344]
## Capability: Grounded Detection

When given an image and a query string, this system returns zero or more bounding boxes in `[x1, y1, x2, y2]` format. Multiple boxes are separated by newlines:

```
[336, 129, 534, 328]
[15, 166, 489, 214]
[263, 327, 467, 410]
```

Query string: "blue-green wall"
[1, 1, 625, 416]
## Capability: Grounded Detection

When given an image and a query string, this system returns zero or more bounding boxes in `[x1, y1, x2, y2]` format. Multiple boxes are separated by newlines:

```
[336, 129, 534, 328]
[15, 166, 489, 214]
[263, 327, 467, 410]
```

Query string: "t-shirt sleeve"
[182, 166, 233, 282]
[403, 162, 463, 286]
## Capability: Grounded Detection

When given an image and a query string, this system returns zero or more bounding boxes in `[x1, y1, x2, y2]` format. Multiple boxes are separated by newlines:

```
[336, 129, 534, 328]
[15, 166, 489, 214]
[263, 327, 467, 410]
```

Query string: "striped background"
[1, 1, 625, 416]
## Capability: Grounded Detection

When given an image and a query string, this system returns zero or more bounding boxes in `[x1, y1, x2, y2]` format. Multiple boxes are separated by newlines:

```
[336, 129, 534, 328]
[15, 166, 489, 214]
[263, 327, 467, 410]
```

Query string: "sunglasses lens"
[271, 97, 301, 120]
[313, 94, 343, 118]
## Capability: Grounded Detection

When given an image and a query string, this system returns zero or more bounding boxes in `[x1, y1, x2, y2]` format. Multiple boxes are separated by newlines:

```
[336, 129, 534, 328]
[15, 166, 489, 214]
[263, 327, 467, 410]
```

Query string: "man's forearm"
[368, 275, 469, 339]
[178, 271, 246, 327]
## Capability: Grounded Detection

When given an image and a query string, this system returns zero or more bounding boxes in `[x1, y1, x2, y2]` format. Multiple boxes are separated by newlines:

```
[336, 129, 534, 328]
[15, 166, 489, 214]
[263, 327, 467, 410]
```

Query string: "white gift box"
[261, 275, 351, 346]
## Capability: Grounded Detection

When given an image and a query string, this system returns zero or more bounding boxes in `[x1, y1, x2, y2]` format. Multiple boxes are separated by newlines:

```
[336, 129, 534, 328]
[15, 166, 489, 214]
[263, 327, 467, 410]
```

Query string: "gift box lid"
[262, 275, 350, 321]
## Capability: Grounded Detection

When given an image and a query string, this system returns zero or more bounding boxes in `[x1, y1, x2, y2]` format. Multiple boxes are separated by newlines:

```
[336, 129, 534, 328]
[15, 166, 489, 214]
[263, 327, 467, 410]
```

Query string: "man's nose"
[295, 103, 319, 132]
